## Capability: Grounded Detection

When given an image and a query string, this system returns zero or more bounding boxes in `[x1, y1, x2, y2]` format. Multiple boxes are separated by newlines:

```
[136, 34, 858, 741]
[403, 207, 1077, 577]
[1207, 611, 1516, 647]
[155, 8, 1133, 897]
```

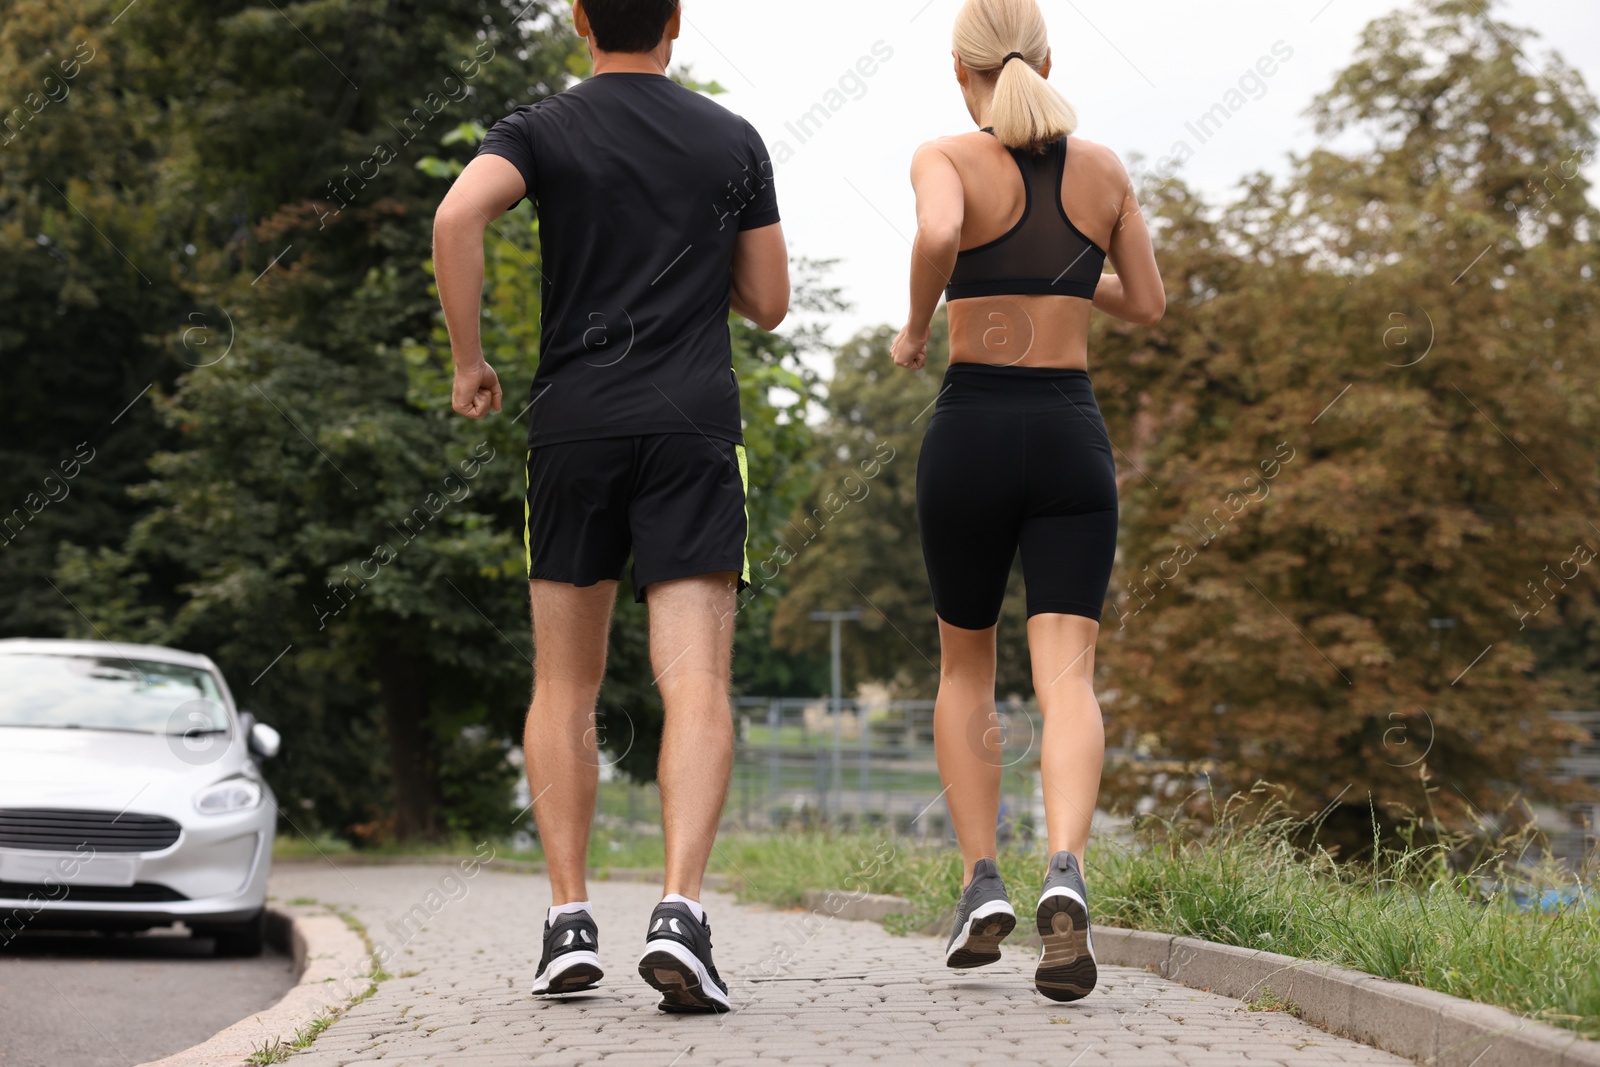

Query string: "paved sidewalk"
[270, 862, 1409, 1066]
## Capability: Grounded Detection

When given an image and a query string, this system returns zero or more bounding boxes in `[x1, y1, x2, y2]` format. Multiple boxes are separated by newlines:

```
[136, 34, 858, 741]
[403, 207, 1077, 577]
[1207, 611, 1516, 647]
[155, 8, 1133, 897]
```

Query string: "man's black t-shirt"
[478, 73, 780, 447]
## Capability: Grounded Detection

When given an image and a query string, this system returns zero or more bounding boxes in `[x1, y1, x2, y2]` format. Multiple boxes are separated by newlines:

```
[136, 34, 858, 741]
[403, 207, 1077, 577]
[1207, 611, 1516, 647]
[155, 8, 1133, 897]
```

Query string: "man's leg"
[647, 573, 738, 901]
[525, 578, 618, 906]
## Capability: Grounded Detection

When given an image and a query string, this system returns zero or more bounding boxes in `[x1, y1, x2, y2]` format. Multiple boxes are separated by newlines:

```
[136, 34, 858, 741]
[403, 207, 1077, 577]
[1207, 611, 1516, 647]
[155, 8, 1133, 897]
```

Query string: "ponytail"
[990, 50, 1078, 150]
[953, 0, 1079, 152]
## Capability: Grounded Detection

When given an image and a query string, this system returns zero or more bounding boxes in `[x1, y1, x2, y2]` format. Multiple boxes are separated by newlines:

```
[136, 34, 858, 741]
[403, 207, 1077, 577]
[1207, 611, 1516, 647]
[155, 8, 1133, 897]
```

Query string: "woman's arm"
[892, 143, 965, 370]
[1093, 155, 1165, 327]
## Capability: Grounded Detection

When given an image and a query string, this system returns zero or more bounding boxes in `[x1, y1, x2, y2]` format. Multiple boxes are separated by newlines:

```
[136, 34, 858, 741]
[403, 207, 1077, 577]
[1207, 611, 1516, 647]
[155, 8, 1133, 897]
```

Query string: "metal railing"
[581, 705, 1600, 864]
[720, 697, 1044, 840]
[1550, 711, 1600, 862]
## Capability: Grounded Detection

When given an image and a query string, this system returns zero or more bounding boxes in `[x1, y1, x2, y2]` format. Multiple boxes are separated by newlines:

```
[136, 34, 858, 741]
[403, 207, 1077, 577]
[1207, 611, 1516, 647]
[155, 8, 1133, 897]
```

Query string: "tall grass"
[704, 798, 1600, 1038]
[1089, 800, 1600, 1037]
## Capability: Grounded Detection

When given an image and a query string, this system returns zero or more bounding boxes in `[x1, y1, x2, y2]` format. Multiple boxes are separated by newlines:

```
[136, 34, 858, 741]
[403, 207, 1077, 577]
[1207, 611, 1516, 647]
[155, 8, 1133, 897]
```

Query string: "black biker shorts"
[525, 434, 750, 602]
[916, 364, 1119, 629]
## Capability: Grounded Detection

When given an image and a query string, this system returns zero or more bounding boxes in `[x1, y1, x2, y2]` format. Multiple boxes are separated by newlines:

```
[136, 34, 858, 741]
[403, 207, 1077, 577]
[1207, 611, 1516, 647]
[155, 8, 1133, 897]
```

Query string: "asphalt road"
[0, 928, 296, 1067]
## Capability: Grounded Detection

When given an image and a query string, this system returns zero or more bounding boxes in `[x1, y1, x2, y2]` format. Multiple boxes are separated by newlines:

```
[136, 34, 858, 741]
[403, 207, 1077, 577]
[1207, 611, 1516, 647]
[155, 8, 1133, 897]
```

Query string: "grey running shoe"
[945, 858, 1017, 968]
[1035, 850, 1097, 1001]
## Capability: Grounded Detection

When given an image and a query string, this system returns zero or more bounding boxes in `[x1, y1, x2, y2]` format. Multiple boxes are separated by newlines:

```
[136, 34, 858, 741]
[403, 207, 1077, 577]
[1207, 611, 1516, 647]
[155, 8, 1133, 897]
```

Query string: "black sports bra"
[944, 133, 1107, 302]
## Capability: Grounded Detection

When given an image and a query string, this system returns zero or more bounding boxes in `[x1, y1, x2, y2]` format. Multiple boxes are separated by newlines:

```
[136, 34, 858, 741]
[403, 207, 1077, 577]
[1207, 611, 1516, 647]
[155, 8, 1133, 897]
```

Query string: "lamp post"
[811, 609, 863, 824]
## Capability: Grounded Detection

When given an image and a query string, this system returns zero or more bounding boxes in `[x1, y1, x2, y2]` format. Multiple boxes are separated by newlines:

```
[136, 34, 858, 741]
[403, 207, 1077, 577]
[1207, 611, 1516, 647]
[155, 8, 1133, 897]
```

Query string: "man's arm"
[730, 222, 789, 332]
[433, 154, 526, 418]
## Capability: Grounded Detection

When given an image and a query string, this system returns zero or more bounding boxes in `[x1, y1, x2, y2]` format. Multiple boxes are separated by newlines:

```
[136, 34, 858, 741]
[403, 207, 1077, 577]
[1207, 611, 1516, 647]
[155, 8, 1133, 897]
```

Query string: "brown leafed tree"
[1094, 0, 1600, 841]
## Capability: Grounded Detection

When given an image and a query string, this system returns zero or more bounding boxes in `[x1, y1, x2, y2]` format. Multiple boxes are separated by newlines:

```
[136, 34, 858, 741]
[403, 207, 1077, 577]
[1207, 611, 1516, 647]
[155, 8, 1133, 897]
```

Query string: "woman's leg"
[1026, 613, 1104, 878]
[933, 619, 1004, 886]
[917, 390, 1021, 888]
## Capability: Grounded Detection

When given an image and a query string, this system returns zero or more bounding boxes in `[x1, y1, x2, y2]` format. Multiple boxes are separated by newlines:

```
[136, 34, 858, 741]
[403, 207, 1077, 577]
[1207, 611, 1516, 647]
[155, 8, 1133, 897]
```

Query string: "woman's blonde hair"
[952, 0, 1079, 151]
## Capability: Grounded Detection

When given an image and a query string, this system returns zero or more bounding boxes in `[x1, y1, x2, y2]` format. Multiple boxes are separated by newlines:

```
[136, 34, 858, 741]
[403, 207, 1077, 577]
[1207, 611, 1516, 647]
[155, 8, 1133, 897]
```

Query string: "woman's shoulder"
[1065, 135, 1128, 178]
[910, 132, 1002, 179]
[915, 130, 998, 156]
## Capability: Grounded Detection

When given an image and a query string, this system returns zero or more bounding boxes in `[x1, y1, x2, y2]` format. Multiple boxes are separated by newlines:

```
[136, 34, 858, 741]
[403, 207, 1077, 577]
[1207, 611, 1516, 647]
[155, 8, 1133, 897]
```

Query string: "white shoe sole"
[637, 938, 732, 1013]
[945, 898, 1017, 969]
[532, 949, 603, 995]
[1035, 885, 1097, 1001]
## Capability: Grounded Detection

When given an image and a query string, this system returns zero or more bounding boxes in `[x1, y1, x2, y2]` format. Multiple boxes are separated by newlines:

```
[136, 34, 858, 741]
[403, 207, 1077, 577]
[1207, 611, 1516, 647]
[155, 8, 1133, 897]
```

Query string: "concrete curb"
[799, 889, 923, 925]
[801, 890, 1600, 1067]
[134, 906, 371, 1067]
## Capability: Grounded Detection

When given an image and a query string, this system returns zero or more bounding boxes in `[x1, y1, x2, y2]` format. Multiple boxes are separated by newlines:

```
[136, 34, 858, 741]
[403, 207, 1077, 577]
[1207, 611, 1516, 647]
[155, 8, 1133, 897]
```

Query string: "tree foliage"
[0, 0, 188, 638]
[34, 0, 587, 843]
[1091, 0, 1600, 838]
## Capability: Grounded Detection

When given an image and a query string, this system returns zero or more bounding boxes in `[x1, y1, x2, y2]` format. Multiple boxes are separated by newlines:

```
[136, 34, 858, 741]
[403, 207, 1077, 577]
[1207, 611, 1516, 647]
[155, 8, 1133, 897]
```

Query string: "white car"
[0, 639, 280, 956]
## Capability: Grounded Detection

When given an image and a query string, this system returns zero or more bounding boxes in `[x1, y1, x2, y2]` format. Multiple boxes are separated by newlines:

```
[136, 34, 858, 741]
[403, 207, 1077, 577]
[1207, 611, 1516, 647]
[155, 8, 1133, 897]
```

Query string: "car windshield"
[0, 653, 229, 736]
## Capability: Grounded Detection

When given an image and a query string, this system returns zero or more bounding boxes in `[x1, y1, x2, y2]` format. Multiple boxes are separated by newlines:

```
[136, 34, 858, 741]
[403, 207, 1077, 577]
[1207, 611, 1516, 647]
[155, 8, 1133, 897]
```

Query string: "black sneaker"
[1035, 851, 1097, 1001]
[945, 857, 1016, 969]
[531, 909, 604, 996]
[637, 901, 731, 1013]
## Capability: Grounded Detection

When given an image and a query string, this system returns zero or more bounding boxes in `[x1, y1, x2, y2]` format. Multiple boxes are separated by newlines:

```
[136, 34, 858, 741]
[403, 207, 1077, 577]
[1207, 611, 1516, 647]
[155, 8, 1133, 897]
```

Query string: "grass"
[246, 1016, 335, 1065]
[248, 897, 392, 1064]
[1243, 986, 1302, 1017]
[272, 834, 475, 860]
[685, 796, 1600, 1039]
[502, 832, 668, 873]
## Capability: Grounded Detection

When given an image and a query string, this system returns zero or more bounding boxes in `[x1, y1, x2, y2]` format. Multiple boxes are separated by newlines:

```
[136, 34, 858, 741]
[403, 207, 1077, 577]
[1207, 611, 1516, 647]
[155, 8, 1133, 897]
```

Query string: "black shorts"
[525, 434, 750, 602]
[916, 364, 1119, 630]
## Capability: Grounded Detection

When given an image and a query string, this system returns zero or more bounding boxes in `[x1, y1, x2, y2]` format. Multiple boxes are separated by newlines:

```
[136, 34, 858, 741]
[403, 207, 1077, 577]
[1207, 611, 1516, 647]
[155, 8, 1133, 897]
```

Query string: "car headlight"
[195, 776, 264, 815]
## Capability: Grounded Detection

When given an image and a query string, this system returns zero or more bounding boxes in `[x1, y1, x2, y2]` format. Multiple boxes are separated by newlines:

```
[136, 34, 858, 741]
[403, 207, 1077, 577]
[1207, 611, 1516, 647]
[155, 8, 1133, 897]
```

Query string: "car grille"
[0, 880, 187, 903]
[0, 809, 183, 853]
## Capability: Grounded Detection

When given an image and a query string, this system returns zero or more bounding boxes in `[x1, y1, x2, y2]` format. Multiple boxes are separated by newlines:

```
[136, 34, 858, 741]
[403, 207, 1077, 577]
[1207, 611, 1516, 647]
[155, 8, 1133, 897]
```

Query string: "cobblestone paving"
[269, 862, 1409, 1066]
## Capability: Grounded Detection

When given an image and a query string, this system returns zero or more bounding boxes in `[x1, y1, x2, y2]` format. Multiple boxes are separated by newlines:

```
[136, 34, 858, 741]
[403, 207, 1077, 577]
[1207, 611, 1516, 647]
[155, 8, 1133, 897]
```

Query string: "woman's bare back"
[930, 130, 1133, 370]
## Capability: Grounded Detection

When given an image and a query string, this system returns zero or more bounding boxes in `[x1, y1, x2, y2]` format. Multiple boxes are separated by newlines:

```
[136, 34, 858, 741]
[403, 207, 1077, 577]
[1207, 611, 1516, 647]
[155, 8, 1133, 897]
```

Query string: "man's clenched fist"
[453, 360, 504, 419]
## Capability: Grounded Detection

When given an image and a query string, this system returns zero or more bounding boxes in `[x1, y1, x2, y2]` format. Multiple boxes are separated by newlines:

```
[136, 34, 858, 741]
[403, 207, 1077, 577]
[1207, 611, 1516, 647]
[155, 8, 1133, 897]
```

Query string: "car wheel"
[208, 910, 266, 958]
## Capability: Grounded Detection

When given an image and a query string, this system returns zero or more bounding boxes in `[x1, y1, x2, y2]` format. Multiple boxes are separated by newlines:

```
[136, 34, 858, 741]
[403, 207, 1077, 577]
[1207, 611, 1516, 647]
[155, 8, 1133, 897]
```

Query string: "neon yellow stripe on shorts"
[736, 444, 750, 585]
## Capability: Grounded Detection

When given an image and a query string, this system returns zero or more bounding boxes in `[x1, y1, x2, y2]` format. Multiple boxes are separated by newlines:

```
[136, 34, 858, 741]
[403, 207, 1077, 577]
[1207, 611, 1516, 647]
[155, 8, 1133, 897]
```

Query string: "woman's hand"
[892, 325, 929, 370]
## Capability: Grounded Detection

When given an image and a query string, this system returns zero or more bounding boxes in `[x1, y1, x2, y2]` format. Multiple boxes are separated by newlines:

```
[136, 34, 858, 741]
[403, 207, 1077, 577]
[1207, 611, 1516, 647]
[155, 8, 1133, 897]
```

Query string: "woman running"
[891, 0, 1165, 1002]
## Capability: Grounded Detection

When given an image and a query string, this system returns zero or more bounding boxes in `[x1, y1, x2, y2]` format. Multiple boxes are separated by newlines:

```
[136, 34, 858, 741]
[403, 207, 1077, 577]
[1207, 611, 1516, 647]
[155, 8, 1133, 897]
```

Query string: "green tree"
[0, 0, 189, 638]
[52, 0, 584, 842]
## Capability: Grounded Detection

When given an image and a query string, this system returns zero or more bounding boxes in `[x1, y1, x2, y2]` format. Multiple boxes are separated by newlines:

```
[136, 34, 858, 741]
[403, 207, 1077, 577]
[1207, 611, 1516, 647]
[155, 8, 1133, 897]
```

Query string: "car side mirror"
[249, 722, 281, 759]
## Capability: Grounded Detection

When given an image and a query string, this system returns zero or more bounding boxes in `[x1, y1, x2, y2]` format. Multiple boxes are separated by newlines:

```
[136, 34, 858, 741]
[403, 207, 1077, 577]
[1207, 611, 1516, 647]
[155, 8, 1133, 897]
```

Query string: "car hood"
[0, 727, 247, 812]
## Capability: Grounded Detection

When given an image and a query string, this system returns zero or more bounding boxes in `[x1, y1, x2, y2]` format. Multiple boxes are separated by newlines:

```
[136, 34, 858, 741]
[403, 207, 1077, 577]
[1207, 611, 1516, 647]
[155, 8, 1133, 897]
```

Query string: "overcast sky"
[667, 0, 1600, 348]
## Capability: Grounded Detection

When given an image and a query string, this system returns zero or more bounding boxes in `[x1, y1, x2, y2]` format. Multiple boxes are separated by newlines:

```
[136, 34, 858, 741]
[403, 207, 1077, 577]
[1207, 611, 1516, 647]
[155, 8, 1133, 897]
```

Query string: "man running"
[432, 0, 788, 1014]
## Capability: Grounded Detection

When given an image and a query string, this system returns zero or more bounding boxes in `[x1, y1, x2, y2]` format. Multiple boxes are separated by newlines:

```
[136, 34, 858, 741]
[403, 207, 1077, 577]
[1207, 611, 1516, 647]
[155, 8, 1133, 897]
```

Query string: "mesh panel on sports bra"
[944, 136, 1107, 302]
